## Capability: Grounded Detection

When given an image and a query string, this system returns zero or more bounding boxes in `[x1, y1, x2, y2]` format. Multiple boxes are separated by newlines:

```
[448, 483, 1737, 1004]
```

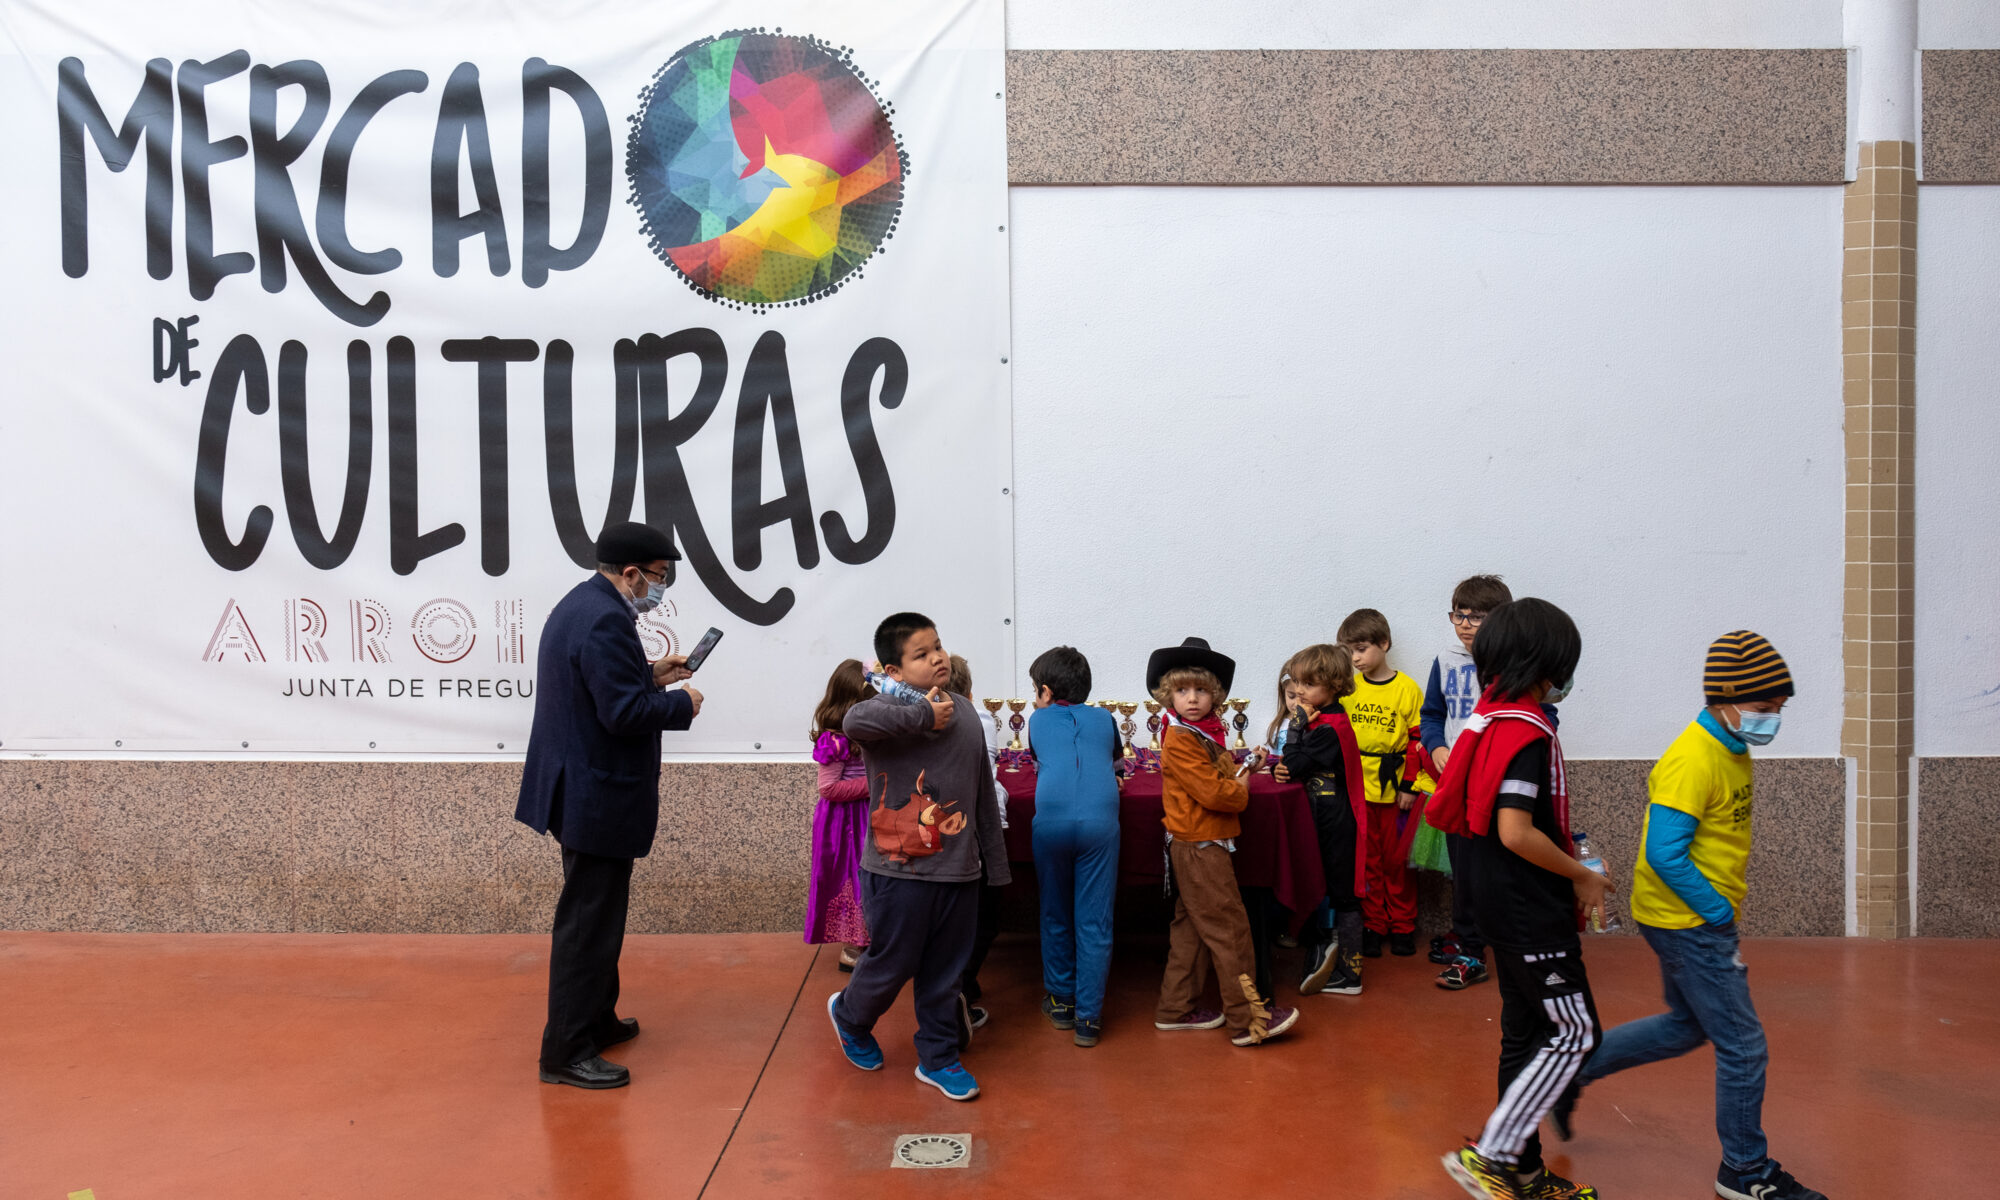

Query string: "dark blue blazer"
[515, 573, 694, 859]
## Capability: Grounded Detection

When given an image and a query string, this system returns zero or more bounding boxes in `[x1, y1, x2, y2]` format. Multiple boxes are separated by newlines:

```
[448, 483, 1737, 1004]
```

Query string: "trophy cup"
[1144, 700, 1163, 751]
[982, 697, 1004, 741]
[1117, 701, 1139, 761]
[1006, 698, 1028, 754]
[1228, 698, 1250, 750]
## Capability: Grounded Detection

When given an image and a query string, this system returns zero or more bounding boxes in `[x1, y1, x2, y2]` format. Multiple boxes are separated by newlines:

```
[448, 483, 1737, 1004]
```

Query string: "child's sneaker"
[1072, 1018, 1101, 1048]
[1229, 975, 1299, 1046]
[1442, 1142, 1525, 1199]
[827, 992, 882, 1071]
[1715, 1159, 1827, 1200]
[1518, 1166, 1598, 1199]
[955, 993, 977, 1051]
[1154, 1008, 1225, 1031]
[914, 1060, 979, 1101]
[1041, 993, 1076, 1030]
[1390, 931, 1418, 956]
[1299, 942, 1338, 995]
[1325, 951, 1364, 996]
[1362, 929, 1385, 958]
[1437, 954, 1490, 990]
[1430, 932, 1463, 964]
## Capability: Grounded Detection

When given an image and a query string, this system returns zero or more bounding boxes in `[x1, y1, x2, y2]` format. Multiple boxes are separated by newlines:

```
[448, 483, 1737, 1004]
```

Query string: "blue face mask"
[1736, 711, 1781, 745]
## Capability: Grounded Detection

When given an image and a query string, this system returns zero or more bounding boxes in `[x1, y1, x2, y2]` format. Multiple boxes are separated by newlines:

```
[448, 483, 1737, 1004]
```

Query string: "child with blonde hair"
[1279, 644, 1372, 996]
[1148, 637, 1299, 1047]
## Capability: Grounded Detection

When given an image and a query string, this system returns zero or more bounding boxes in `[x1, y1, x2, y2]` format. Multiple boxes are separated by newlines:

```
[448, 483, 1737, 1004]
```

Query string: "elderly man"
[516, 521, 703, 1088]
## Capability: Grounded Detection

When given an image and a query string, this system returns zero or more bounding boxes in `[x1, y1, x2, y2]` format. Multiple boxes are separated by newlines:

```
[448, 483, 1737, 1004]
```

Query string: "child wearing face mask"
[1147, 637, 1299, 1047]
[1556, 632, 1825, 1200]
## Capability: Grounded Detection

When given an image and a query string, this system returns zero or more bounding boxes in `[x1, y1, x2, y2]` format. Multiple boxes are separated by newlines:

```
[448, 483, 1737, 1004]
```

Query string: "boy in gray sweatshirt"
[828, 612, 1012, 1101]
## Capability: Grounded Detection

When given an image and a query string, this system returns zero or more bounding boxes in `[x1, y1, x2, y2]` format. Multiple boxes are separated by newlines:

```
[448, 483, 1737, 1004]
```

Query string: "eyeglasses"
[1448, 610, 1487, 628]
[639, 562, 676, 587]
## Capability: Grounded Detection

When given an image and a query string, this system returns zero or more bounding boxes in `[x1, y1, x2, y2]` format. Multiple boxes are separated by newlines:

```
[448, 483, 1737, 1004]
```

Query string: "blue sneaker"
[827, 992, 882, 1071]
[914, 1060, 980, 1101]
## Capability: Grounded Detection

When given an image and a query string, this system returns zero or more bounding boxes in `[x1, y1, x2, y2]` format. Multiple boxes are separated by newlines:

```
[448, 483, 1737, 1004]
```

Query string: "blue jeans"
[1032, 817, 1119, 1023]
[1580, 921, 1769, 1171]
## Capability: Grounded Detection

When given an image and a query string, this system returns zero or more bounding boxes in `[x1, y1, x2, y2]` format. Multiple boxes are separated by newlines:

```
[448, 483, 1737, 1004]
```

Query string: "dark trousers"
[958, 871, 1004, 1003]
[540, 847, 635, 1069]
[1307, 793, 1362, 922]
[1477, 944, 1603, 1173]
[834, 873, 980, 1071]
[1446, 833, 1487, 959]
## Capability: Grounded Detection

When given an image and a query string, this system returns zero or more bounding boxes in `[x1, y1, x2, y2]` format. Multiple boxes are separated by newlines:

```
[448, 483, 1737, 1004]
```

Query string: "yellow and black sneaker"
[1519, 1166, 1599, 1199]
[1442, 1142, 1526, 1199]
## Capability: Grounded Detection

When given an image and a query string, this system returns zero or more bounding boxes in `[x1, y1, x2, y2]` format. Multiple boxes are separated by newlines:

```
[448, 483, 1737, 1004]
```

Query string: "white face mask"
[630, 571, 667, 614]
[1736, 711, 1781, 745]
[1544, 676, 1574, 704]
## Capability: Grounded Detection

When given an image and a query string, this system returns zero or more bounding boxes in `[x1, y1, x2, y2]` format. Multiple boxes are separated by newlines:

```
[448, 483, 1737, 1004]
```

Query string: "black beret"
[595, 521, 680, 564]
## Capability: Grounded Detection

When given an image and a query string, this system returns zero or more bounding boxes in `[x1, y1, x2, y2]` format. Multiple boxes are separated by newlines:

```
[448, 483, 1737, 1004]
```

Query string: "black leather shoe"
[601, 1017, 640, 1048]
[539, 1055, 631, 1089]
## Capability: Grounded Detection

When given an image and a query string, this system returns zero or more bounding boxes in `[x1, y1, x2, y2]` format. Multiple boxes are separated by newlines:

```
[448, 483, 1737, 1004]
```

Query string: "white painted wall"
[1006, 186, 1845, 759]
[1922, 0, 2000, 47]
[1914, 187, 2000, 756]
[1007, 0, 1842, 50]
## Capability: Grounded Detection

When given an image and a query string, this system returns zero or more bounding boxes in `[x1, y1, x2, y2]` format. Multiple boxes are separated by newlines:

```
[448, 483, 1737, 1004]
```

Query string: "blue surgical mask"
[634, 578, 667, 614]
[1736, 711, 1781, 745]
[1544, 677, 1574, 704]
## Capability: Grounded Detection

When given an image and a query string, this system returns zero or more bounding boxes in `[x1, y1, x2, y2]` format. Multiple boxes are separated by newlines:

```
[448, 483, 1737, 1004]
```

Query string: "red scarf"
[1309, 711, 1373, 897]
[1403, 688, 1570, 854]
[1161, 706, 1229, 747]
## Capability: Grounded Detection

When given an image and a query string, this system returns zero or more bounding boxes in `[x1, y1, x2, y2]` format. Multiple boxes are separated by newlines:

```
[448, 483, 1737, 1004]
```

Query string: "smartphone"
[682, 626, 724, 672]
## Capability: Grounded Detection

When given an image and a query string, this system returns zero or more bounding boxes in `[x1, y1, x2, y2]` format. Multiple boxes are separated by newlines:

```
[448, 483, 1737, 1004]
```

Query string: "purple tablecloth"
[999, 763, 1326, 934]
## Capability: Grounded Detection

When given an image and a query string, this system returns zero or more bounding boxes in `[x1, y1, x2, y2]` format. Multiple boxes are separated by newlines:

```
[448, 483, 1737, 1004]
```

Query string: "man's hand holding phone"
[653, 655, 693, 686]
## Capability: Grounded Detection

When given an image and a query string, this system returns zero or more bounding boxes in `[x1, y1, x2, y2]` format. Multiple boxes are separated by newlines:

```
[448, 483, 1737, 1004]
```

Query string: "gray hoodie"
[843, 691, 1012, 887]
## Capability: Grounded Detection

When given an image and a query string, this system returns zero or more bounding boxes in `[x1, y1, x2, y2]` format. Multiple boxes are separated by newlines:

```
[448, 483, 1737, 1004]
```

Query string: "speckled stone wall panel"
[1567, 758, 1846, 937]
[2, 759, 1842, 933]
[0, 760, 815, 935]
[1922, 51, 2000, 183]
[1917, 758, 2000, 936]
[1005, 49, 1847, 185]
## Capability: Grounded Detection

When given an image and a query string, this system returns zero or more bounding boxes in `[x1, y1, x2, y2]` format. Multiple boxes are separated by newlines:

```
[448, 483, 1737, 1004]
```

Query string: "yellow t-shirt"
[1630, 719, 1755, 929]
[1339, 671, 1425, 805]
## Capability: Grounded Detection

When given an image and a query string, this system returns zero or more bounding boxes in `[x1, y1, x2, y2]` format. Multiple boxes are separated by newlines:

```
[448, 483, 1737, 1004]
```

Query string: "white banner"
[0, 0, 1013, 755]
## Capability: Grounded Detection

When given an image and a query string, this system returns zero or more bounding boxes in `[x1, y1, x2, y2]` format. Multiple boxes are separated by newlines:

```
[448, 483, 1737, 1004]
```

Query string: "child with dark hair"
[828, 613, 1011, 1102]
[1277, 644, 1371, 997]
[1429, 598, 1609, 1200]
[1337, 607, 1428, 957]
[805, 659, 876, 969]
[1148, 637, 1299, 1047]
[1025, 645, 1122, 1047]
[1422, 573, 1514, 990]
[1559, 632, 1825, 1200]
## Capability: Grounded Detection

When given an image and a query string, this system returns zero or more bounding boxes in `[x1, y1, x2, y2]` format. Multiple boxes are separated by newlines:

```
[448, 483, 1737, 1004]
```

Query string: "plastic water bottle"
[864, 669, 933, 707]
[1573, 830, 1622, 933]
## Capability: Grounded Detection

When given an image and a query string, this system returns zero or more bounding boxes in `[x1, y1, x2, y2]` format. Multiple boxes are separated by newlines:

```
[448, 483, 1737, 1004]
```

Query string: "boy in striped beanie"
[1556, 631, 1826, 1200]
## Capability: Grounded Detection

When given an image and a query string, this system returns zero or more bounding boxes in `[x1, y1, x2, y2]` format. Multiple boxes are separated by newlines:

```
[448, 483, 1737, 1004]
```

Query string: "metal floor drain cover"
[892, 1133, 971, 1168]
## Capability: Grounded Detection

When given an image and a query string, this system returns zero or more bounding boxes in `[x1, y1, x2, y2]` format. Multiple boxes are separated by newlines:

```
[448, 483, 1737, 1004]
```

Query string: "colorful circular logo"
[626, 31, 908, 308]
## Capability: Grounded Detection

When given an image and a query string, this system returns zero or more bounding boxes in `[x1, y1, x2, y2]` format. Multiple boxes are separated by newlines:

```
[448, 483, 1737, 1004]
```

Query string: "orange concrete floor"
[3, 932, 1994, 1199]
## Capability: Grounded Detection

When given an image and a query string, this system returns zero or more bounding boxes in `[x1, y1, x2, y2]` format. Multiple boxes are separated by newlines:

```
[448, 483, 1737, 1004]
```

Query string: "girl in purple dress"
[806, 659, 875, 968]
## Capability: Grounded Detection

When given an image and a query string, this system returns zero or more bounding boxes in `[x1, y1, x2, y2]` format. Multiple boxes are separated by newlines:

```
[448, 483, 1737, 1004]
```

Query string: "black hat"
[595, 521, 681, 565]
[1146, 637, 1236, 695]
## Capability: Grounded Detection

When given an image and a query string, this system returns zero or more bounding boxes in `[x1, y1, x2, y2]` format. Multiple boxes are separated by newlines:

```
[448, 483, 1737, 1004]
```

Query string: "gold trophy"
[1117, 701, 1139, 760]
[1228, 698, 1250, 749]
[981, 697, 1004, 741]
[1006, 698, 1028, 753]
[1144, 700, 1163, 751]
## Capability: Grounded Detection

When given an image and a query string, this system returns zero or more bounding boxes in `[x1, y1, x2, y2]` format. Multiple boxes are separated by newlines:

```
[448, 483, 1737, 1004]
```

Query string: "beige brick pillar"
[1841, 140, 1916, 938]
